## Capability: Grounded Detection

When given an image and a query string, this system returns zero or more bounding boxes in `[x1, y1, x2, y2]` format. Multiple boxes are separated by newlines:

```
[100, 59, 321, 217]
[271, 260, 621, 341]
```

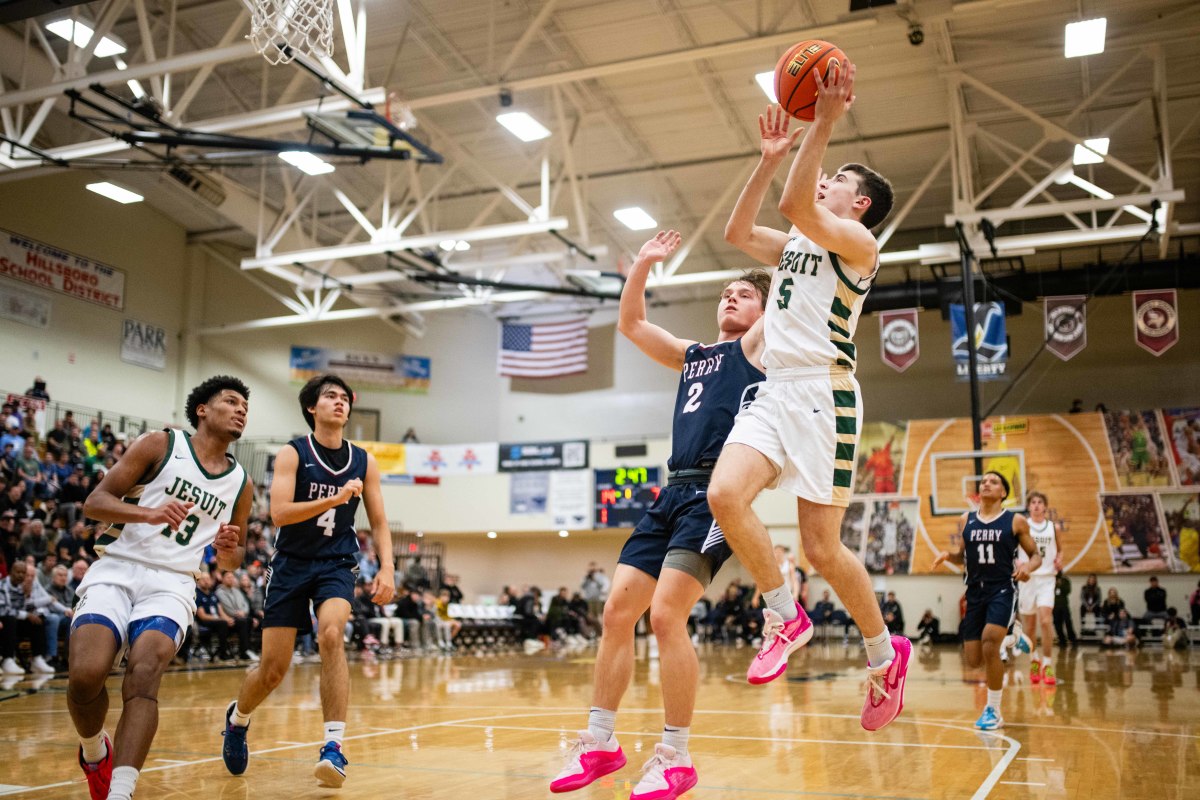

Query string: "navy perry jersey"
[275, 434, 367, 559]
[668, 339, 764, 472]
[963, 509, 1018, 585]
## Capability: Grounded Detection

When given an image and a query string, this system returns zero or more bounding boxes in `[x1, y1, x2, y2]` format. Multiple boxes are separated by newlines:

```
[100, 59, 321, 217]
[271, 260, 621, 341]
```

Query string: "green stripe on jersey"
[836, 415, 857, 435]
[833, 389, 857, 408]
[831, 296, 853, 320]
[833, 340, 857, 361]
[833, 468, 854, 488]
[835, 442, 856, 461]
[827, 319, 850, 338]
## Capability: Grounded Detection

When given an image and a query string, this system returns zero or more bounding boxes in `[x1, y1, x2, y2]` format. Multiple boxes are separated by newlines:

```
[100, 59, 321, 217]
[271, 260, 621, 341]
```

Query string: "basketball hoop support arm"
[955, 222, 984, 458]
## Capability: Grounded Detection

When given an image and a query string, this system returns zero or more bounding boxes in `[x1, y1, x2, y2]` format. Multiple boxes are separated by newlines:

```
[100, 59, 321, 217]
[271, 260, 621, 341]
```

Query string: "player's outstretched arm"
[268, 444, 362, 527]
[724, 105, 797, 266]
[214, 476, 254, 572]
[777, 60, 876, 274]
[362, 453, 396, 605]
[618, 230, 696, 370]
[932, 513, 969, 569]
[83, 430, 192, 528]
[1013, 515, 1041, 580]
[739, 316, 766, 371]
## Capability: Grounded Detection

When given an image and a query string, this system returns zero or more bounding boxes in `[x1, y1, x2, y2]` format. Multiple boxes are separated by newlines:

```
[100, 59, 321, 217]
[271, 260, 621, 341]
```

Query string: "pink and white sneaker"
[860, 635, 912, 731]
[746, 603, 813, 685]
[629, 744, 697, 800]
[550, 731, 626, 793]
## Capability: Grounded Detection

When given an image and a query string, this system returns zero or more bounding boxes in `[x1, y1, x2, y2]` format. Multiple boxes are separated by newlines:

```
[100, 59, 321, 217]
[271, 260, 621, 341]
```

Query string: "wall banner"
[1132, 289, 1179, 356]
[1044, 295, 1087, 361]
[950, 302, 1007, 381]
[0, 227, 125, 310]
[121, 318, 168, 370]
[498, 440, 589, 471]
[879, 308, 919, 372]
[289, 346, 431, 394]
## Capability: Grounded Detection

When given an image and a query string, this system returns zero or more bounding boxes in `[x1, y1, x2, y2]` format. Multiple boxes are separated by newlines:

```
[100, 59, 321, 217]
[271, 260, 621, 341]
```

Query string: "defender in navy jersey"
[934, 471, 1041, 731]
[550, 230, 769, 798]
[223, 374, 394, 789]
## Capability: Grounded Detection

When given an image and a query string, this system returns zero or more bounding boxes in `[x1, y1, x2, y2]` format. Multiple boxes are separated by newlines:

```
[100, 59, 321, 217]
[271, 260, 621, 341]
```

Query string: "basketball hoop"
[248, 0, 334, 65]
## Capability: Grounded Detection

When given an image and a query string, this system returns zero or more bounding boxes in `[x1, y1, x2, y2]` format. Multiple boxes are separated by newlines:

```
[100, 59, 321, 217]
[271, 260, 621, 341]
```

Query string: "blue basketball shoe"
[975, 705, 1004, 731]
[221, 700, 250, 775]
[315, 741, 348, 787]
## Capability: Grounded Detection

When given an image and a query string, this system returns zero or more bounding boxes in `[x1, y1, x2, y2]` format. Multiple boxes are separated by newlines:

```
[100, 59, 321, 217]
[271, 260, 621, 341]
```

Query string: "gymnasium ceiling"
[1, 0, 1197, 330]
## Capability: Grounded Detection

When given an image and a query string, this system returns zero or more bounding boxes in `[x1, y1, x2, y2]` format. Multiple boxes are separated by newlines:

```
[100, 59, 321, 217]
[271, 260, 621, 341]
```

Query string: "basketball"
[774, 40, 847, 121]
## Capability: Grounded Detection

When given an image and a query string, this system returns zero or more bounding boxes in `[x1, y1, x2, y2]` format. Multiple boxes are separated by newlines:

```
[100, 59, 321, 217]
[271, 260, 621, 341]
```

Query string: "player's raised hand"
[931, 551, 951, 570]
[338, 478, 364, 503]
[214, 523, 240, 554]
[636, 230, 681, 264]
[814, 57, 855, 123]
[758, 104, 803, 161]
[148, 500, 193, 529]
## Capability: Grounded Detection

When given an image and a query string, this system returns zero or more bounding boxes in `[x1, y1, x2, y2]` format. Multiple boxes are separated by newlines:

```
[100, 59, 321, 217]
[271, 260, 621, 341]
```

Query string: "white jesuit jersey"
[1018, 518, 1058, 576]
[764, 234, 877, 373]
[95, 428, 246, 575]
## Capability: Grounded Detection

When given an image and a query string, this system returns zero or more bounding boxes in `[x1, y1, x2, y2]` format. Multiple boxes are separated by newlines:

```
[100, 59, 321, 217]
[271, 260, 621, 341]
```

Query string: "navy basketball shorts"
[618, 483, 732, 585]
[960, 581, 1018, 642]
[262, 553, 359, 632]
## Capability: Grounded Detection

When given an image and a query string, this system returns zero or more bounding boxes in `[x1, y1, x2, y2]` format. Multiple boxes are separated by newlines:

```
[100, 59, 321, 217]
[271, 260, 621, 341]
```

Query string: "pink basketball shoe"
[746, 603, 813, 685]
[550, 731, 626, 793]
[629, 744, 698, 800]
[861, 635, 912, 731]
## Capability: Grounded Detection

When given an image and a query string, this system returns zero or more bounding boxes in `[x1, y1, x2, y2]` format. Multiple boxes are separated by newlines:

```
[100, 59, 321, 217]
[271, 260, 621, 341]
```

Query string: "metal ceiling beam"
[946, 190, 1185, 226]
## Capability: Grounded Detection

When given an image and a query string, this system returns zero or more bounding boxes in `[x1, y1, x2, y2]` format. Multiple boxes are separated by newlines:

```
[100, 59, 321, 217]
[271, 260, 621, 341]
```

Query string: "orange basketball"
[774, 40, 847, 121]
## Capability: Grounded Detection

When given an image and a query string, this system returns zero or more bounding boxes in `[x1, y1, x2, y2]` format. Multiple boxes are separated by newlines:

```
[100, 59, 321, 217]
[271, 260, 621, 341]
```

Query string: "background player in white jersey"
[1017, 491, 1062, 685]
[222, 374, 394, 789]
[68, 376, 253, 800]
[710, 62, 907, 732]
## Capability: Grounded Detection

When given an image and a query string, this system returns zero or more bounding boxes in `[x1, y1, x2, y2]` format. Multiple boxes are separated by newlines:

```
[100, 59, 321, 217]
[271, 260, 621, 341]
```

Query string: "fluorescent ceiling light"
[86, 182, 142, 204]
[1064, 173, 1153, 222]
[486, 531, 498, 539]
[755, 70, 778, 102]
[278, 150, 335, 175]
[558, 530, 569, 538]
[45, 19, 126, 57]
[111, 56, 147, 100]
[613, 206, 657, 230]
[496, 111, 551, 142]
[438, 240, 472, 252]
[1072, 137, 1110, 165]
[1064, 18, 1106, 58]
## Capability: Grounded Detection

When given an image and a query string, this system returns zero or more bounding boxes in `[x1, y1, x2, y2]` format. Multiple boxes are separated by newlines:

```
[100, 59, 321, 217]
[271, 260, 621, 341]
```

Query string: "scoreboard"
[594, 467, 662, 528]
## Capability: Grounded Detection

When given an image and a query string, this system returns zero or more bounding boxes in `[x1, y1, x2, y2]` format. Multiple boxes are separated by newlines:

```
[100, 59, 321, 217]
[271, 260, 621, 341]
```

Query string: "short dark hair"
[982, 470, 1010, 499]
[1027, 491, 1048, 505]
[723, 269, 773, 310]
[298, 374, 354, 431]
[839, 163, 894, 231]
[185, 375, 250, 429]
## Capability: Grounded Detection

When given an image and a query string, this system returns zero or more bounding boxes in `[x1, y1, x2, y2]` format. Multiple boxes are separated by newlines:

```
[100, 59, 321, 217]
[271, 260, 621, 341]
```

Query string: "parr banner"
[0, 227, 125, 310]
[290, 346, 431, 394]
[1044, 295, 1087, 361]
[1133, 289, 1179, 356]
[498, 440, 589, 471]
[950, 302, 1007, 381]
[121, 318, 168, 370]
[878, 309, 919, 372]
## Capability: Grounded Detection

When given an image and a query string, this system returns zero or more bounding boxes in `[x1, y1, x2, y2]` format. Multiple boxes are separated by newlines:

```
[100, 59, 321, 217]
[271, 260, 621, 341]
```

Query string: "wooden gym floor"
[0, 640, 1196, 799]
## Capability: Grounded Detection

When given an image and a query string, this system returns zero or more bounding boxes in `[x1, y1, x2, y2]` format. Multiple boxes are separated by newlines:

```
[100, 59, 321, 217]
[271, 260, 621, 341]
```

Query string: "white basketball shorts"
[725, 366, 862, 507]
[1018, 574, 1055, 614]
[73, 556, 196, 649]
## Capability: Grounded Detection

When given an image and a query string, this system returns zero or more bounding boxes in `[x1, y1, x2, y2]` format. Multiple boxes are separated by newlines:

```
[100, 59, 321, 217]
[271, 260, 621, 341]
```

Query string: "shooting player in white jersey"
[68, 376, 253, 800]
[1017, 491, 1063, 685]
[710, 61, 910, 733]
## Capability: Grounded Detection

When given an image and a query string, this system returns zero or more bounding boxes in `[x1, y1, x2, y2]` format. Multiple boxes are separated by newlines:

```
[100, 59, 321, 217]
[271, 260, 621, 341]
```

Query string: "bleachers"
[447, 604, 519, 651]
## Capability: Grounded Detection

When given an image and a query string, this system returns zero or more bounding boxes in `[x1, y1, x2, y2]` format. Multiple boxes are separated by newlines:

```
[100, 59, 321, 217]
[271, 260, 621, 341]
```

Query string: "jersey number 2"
[317, 507, 337, 537]
[976, 543, 995, 564]
[682, 382, 703, 414]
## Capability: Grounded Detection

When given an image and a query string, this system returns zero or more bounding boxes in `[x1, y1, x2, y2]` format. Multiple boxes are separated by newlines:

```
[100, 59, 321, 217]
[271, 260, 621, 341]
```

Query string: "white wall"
[0, 171, 187, 423]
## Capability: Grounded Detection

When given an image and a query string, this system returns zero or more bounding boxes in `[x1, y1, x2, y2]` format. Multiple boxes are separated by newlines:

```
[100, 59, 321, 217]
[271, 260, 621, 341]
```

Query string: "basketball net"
[248, 0, 334, 65]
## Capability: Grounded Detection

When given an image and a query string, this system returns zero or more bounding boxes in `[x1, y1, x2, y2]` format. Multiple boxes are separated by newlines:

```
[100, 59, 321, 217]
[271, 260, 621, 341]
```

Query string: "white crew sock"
[987, 688, 1003, 710]
[864, 630, 895, 668]
[108, 766, 138, 800]
[324, 721, 345, 745]
[587, 707, 616, 744]
[79, 731, 107, 764]
[662, 726, 690, 757]
[762, 585, 797, 622]
[231, 702, 252, 728]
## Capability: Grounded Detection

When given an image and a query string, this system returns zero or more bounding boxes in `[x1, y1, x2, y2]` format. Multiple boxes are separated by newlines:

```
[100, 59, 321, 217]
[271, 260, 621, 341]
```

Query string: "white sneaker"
[1, 657, 25, 675]
[31, 656, 56, 674]
[246, 651, 260, 662]
[630, 743, 698, 799]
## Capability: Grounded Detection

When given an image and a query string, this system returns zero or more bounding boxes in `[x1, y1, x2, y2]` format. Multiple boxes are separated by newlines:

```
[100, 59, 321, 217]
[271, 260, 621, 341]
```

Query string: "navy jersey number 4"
[275, 434, 367, 559]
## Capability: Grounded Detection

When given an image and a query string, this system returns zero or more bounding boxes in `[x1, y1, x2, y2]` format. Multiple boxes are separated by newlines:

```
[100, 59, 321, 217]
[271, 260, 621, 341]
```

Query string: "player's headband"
[982, 471, 1010, 499]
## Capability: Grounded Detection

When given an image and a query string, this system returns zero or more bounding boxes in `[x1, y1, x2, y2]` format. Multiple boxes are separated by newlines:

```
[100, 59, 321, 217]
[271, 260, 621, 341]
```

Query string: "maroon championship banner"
[879, 309, 919, 372]
[1044, 295, 1087, 361]
[1133, 289, 1179, 356]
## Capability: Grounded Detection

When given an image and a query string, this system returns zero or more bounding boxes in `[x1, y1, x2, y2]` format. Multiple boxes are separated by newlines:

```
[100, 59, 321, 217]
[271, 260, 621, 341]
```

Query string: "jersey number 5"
[317, 507, 337, 537]
[777, 277, 793, 310]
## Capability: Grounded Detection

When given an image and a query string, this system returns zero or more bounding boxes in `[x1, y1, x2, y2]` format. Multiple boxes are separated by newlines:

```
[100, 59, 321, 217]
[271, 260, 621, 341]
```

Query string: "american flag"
[498, 317, 589, 378]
